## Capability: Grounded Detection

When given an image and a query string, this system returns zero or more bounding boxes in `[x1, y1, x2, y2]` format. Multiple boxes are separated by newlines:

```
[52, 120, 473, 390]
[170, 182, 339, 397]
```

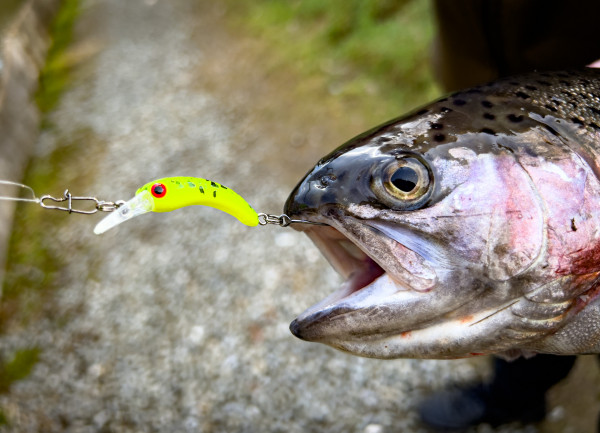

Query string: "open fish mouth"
[290, 224, 387, 323]
[287, 217, 539, 359]
[288, 217, 445, 349]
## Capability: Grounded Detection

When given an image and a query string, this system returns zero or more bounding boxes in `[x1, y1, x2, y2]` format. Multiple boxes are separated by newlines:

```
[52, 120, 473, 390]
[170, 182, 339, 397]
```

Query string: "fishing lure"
[0, 177, 325, 233]
[94, 177, 259, 234]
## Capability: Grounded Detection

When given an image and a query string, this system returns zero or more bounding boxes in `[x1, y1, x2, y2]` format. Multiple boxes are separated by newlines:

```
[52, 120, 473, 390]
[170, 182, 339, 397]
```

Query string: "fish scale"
[375, 69, 600, 153]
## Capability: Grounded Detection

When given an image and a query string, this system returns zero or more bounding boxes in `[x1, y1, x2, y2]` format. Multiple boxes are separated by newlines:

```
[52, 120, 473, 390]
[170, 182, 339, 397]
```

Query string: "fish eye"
[372, 157, 432, 210]
[151, 183, 167, 198]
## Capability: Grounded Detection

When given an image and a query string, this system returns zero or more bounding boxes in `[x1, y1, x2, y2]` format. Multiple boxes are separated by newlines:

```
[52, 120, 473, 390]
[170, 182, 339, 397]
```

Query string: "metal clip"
[39, 190, 124, 215]
[257, 213, 327, 227]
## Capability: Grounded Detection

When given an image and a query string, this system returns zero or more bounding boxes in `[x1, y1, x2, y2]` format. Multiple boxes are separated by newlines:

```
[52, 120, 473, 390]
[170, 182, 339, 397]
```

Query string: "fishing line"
[0, 180, 39, 203]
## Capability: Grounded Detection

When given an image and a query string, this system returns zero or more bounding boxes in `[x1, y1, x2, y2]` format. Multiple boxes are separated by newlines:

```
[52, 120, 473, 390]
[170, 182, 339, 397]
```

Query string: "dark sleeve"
[432, 0, 600, 92]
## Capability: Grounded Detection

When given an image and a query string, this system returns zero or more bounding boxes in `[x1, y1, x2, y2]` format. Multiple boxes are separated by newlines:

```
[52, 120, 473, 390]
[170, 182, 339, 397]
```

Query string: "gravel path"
[0, 1, 593, 432]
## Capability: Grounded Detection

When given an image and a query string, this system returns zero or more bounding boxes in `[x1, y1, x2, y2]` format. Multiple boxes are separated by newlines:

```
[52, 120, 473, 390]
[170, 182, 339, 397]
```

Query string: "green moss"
[0, 348, 40, 394]
[226, 0, 441, 123]
[0, 129, 101, 423]
[2, 0, 84, 331]
[0, 1, 84, 423]
[35, 0, 80, 114]
[0, 348, 39, 425]
[1, 128, 98, 330]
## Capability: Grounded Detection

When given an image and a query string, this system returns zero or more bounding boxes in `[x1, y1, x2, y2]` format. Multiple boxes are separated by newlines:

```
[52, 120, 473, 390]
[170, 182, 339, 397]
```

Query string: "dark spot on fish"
[453, 99, 466, 106]
[480, 128, 496, 135]
[544, 104, 558, 112]
[507, 114, 524, 123]
[199, 185, 204, 193]
[571, 218, 578, 231]
[571, 117, 584, 126]
[433, 133, 445, 142]
[440, 106, 452, 113]
[551, 98, 561, 105]
[319, 174, 336, 189]
[515, 91, 530, 99]
[416, 109, 429, 115]
[589, 106, 600, 116]
[481, 100, 493, 108]
[213, 191, 217, 198]
[211, 181, 218, 187]
[220, 184, 228, 189]
[377, 136, 393, 143]
[525, 85, 538, 91]
[497, 143, 515, 153]
[536, 80, 552, 86]
[579, 93, 589, 99]
[493, 243, 509, 257]
[544, 124, 560, 136]
[483, 113, 495, 120]
[430, 122, 443, 130]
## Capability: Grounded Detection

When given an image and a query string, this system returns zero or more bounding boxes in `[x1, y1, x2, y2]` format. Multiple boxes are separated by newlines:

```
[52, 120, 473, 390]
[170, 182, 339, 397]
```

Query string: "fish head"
[284, 71, 600, 359]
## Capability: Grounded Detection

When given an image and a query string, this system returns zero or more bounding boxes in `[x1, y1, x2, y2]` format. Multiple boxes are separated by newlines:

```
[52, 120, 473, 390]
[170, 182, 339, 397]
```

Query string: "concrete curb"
[0, 0, 61, 288]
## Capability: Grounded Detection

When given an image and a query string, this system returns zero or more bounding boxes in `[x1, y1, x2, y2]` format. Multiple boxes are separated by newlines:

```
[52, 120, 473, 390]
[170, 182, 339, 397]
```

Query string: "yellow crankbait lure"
[94, 176, 259, 234]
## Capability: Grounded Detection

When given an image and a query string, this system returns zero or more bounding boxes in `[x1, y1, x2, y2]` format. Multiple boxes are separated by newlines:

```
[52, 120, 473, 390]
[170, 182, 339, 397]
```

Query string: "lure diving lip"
[93, 176, 259, 235]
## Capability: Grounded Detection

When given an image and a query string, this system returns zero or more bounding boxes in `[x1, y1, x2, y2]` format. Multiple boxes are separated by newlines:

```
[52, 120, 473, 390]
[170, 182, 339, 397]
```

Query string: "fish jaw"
[287, 219, 496, 359]
[285, 216, 571, 359]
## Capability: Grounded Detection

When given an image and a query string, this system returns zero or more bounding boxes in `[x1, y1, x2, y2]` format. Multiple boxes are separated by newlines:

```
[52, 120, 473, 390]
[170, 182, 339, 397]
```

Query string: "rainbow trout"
[285, 69, 600, 359]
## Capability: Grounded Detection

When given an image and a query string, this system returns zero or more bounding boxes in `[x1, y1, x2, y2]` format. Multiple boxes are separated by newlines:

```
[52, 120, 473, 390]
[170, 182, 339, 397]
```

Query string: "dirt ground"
[1, 1, 599, 432]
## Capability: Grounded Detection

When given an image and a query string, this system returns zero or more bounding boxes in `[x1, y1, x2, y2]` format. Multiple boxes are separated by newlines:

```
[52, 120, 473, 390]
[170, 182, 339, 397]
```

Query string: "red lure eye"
[151, 183, 167, 198]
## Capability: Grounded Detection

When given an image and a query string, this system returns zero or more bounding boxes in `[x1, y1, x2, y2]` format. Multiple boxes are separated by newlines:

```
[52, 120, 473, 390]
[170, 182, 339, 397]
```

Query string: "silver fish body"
[285, 69, 600, 359]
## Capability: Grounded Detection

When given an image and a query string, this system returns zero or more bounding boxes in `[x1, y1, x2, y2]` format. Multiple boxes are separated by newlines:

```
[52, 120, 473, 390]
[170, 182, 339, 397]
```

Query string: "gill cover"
[93, 176, 259, 235]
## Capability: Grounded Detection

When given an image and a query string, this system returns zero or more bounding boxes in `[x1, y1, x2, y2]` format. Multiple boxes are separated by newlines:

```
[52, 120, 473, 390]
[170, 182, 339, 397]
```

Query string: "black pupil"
[391, 167, 418, 192]
[153, 185, 165, 195]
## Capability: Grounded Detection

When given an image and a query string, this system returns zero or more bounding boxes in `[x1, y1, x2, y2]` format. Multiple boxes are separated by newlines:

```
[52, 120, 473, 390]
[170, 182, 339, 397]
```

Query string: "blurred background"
[0, 0, 597, 432]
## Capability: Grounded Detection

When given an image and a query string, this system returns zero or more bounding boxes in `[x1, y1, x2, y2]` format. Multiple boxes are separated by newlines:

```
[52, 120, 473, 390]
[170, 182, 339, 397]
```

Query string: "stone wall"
[0, 0, 61, 288]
